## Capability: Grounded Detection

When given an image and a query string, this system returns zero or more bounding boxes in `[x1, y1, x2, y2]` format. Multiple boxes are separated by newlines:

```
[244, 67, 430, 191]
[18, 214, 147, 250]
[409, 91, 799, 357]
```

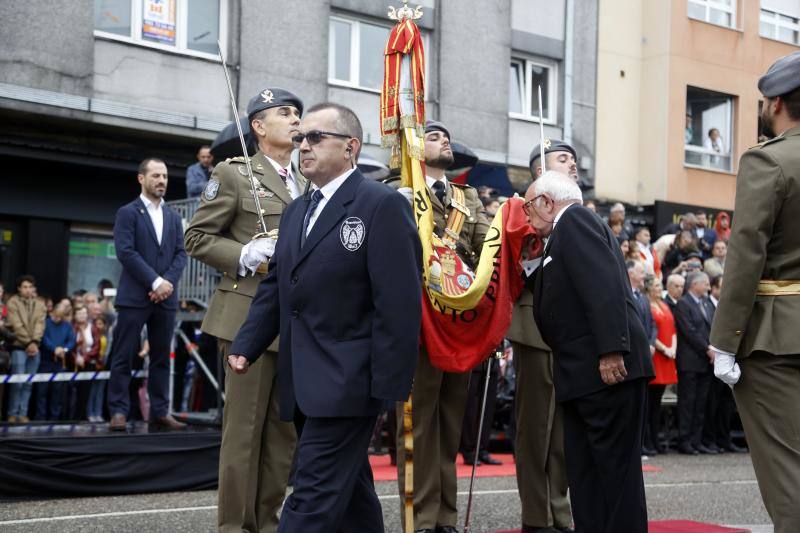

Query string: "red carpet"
[370, 453, 517, 482]
[491, 521, 749, 533]
[370, 454, 662, 482]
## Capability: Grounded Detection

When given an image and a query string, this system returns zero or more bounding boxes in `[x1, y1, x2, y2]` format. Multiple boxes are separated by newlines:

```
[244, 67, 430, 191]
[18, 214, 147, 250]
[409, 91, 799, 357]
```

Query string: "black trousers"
[677, 370, 712, 447]
[107, 304, 175, 419]
[562, 378, 648, 533]
[703, 375, 735, 448]
[645, 384, 667, 450]
[280, 412, 383, 533]
[459, 359, 498, 457]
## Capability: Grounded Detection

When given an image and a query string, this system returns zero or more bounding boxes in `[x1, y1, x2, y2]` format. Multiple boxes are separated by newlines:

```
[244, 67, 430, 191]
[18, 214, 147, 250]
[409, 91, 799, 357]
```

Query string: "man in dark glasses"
[185, 87, 304, 533]
[228, 102, 422, 533]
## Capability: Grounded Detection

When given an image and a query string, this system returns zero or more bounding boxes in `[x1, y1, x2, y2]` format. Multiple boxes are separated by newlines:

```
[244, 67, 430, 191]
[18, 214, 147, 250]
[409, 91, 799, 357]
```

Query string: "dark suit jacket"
[113, 197, 187, 310]
[530, 204, 654, 402]
[633, 290, 657, 346]
[673, 293, 715, 373]
[230, 170, 422, 420]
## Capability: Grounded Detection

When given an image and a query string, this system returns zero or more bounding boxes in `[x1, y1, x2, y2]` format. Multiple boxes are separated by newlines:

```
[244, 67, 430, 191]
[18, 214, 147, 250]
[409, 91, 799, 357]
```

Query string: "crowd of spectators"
[608, 207, 745, 455]
[0, 276, 119, 423]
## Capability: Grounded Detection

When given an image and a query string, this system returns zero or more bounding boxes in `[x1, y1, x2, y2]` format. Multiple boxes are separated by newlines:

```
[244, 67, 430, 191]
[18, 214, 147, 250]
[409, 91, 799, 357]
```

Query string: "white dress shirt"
[139, 193, 167, 291]
[265, 155, 301, 199]
[305, 169, 356, 236]
[425, 175, 448, 189]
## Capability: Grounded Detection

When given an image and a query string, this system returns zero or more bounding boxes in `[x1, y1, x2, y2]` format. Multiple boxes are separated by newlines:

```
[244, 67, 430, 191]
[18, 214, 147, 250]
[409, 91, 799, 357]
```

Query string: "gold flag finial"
[388, 0, 423, 21]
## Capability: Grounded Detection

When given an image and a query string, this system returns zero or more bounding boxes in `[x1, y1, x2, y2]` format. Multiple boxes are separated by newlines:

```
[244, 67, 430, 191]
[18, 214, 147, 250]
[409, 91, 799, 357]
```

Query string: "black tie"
[301, 189, 323, 247]
[432, 180, 446, 206]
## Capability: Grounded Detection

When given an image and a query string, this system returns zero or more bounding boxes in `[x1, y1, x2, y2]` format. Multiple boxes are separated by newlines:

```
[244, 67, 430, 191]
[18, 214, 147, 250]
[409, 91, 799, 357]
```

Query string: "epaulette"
[229, 156, 247, 163]
[450, 182, 473, 190]
[381, 176, 402, 185]
[750, 135, 785, 150]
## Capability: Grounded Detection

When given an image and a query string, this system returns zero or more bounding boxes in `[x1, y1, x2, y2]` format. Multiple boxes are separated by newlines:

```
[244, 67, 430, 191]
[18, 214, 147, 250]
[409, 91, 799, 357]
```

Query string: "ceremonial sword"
[538, 85, 547, 172]
[216, 40, 270, 238]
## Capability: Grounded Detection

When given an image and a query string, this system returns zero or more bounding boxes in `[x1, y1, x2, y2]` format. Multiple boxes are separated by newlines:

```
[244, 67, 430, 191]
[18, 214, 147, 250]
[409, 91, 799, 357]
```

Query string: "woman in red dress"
[645, 276, 678, 453]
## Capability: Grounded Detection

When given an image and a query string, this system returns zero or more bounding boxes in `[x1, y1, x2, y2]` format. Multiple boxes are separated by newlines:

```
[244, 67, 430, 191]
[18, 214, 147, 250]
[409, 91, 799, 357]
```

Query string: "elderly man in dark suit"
[673, 271, 716, 455]
[108, 158, 187, 431]
[228, 103, 422, 533]
[524, 171, 654, 533]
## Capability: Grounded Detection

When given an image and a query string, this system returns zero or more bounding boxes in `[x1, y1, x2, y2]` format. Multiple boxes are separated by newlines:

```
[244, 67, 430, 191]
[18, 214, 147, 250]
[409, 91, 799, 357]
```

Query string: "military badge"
[203, 179, 220, 201]
[256, 188, 274, 199]
[340, 217, 365, 252]
[260, 89, 274, 103]
[237, 165, 249, 176]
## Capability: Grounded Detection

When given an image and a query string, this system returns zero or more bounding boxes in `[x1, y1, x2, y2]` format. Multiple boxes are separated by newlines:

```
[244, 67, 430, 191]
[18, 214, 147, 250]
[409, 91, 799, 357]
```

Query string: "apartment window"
[509, 58, 557, 123]
[760, 7, 800, 45]
[687, 0, 736, 28]
[93, 0, 227, 59]
[685, 86, 734, 172]
[329, 17, 392, 92]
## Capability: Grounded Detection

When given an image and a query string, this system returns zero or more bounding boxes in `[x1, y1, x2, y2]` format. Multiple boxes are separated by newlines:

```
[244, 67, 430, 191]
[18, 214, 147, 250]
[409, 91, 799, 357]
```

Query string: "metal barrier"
[167, 197, 218, 309]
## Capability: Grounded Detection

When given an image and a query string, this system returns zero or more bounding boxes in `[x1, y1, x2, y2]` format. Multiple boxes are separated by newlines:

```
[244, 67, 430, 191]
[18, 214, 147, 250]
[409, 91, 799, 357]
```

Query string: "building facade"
[596, 0, 800, 210]
[0, 0, 596, 299]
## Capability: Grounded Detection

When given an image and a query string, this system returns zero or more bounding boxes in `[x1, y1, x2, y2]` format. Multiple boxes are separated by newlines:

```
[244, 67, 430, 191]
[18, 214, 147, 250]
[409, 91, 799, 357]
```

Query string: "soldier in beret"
[529, 139, 579, 181]
[507, 139, 577, 533]
[393, 120, 490, 533]
[185, 87, 306, 533]
[710, 50, 800, 533]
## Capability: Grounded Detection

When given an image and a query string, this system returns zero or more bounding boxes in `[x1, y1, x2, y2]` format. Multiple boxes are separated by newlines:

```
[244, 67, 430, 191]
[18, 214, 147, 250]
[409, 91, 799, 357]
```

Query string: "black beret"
[529, 139, 577, 167]
[425, 120, 450, 140]
[246, 87, 303, 119]
[758, 51, 800, 98]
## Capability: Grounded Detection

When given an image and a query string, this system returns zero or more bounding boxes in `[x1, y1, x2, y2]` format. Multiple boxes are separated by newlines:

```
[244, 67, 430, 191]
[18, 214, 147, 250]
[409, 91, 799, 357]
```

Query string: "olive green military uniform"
[507, 289, 572, 529]
[185, 151, 303, 533]
[392, 178, 490, 531]
[710, 125, 800, 533]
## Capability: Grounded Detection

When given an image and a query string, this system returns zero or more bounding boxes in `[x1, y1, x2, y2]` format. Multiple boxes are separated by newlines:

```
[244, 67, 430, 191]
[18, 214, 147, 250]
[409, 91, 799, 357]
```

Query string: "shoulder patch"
[203, 179, 220, 201]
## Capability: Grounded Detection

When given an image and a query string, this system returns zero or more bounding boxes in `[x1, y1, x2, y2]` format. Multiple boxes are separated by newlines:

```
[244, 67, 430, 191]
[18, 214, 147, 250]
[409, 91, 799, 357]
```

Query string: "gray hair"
[686, 271, 709, 288]
[532, 171, 583, 204]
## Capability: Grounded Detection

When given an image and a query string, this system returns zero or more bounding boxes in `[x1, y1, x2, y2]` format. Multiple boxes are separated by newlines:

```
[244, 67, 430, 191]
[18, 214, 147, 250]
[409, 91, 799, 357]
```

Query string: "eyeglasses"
[292, 130, 352, 148]
[522, 194, 545, 216]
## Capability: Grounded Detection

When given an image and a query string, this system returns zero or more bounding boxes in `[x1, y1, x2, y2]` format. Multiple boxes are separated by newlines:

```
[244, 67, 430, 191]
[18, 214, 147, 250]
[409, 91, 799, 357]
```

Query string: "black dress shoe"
[695, 443, 717, 454]
[462, 453, 481, 466]
[724, 443, 748, 453]
[678, 443, 699, 455]
[414, 529, 434, 533]
[556, 527, 576, 533]
[478, 451, 502, 465]
[703, 442, 723, 453]
[435, 527, 459, 533]
[642, 445, 658, 456]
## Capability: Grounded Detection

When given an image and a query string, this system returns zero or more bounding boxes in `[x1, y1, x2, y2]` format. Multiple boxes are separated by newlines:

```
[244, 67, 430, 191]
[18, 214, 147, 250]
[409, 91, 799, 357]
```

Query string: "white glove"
[713, 349, 741, 386]
[397, 187, 414, 205]
[238, 237, 276, 276]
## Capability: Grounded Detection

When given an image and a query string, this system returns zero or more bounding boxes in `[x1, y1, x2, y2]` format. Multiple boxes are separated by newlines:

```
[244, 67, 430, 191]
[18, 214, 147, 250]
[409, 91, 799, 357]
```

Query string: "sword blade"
[538, 85, 546, 173]
[217, 40, 269, 236]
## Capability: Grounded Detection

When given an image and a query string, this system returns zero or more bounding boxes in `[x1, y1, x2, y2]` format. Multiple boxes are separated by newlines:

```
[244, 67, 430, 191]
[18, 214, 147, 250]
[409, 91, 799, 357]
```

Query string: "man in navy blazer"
[108, 158, 187, 431]
[525, 172, 653, 533]
[229, 103, 422, 533]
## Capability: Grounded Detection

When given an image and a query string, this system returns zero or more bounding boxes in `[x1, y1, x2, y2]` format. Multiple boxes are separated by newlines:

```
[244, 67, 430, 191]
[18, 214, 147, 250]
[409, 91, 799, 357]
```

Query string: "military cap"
[529, 139, 577, 168]
[246, 87, 303, 119]
[758, 51, 800, 98]
[425, 120, 450, 140]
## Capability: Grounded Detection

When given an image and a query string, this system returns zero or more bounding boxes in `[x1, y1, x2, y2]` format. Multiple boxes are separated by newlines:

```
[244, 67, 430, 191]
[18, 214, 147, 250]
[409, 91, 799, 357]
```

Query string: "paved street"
[0, 452, 772, 532]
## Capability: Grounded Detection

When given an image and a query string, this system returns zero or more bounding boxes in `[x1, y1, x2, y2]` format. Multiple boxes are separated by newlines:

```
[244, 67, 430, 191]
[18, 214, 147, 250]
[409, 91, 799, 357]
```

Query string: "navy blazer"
[673, 293, 715, 373]
[113, 197, 187, 310]
[230, 170, 422, 420]
[529, 204, 654, 402]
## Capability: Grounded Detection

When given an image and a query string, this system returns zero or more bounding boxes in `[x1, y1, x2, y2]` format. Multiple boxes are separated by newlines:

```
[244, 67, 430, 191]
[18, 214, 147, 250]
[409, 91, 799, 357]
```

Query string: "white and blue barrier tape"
[1, 370, 147, 384]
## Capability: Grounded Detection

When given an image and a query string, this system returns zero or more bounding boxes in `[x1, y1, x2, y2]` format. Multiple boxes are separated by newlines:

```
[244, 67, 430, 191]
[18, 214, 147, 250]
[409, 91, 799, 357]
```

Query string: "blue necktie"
[301, 189, 324, 247]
